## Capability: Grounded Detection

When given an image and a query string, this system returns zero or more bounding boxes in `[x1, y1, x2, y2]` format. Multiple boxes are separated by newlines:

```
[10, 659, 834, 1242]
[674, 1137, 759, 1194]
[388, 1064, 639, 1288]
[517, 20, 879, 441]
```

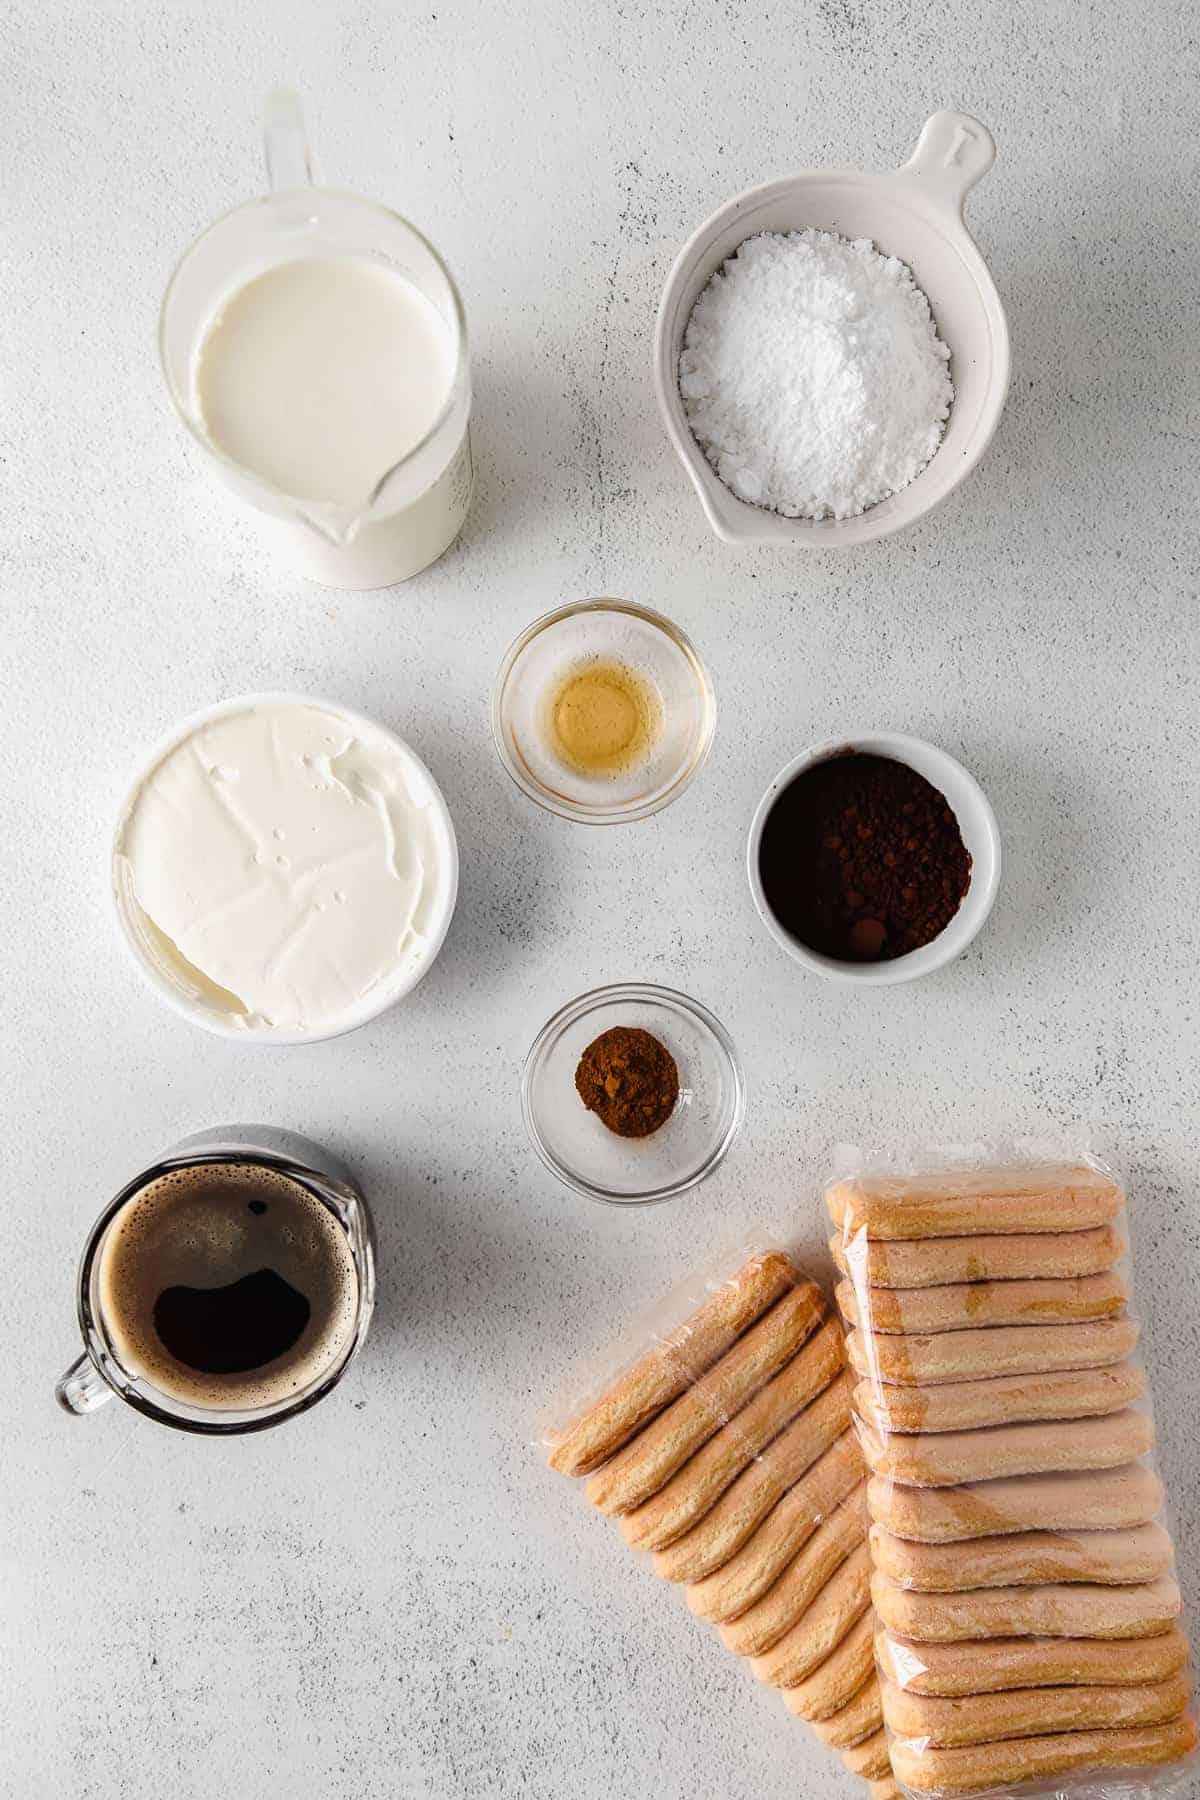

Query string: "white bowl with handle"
[654, 111, 1010, 547]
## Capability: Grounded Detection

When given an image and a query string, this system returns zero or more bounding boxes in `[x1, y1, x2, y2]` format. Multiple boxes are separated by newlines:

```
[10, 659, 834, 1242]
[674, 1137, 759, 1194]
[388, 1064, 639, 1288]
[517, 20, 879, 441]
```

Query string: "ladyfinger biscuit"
[875, 1627, 1190, 1697]
[847, 1316, 1139, 1385]
[618, 1318, 843, 1552]
[860, 1408, 1154, 1488]
[831, 1225, 1126, 1289]
[871, 1570, 1182, 1643]
[750, 1542, 872, 1688]
[837, 1272, 1128, 1335]
[810, 1672, 884, 1748]
[653, 1374, 852, 1584]
[856, 1363, 1144, 1435]
[719, 1486, 867, 1657]
[685, 1431, 863, 1622]
[869, 1782, 898, 1800]
[868, 1464, 1165, 1543]
[586, 1281, 824, 1515]
[782, 1611, 876, 1720]
[827, 1163, 1123, 1241]
[842, 1727, 891, 1780]
[872, 1521, 1174, 1591]
[880, 1671, 1192, 1748]
[891, 1716, 1197, 1795]
[547, 1251, 798, 1475]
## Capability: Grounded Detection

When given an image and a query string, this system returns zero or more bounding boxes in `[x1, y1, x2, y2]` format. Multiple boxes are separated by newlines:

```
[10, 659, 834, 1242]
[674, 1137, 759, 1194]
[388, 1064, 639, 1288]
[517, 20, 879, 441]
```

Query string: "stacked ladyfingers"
[828, 1162, 1196, 1796]
[546, 1251, 896, 1795]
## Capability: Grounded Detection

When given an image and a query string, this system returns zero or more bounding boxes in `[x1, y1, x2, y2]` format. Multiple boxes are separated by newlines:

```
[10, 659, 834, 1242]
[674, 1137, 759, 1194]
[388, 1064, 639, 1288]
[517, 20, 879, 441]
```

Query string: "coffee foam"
[96, 1161, 358, 1411]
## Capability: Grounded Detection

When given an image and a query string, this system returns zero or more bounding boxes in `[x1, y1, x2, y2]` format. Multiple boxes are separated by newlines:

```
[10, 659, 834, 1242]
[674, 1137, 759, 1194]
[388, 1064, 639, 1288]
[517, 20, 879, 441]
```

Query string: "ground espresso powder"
[758, 752, 971, 961]
[575, 1026, 680, 1138]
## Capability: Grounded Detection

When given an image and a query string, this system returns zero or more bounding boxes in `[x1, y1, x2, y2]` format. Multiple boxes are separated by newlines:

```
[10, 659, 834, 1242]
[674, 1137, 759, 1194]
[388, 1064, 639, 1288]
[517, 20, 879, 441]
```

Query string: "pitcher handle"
[897, 110, 996, 212]
[263, 87, 316, 193]
[56, 1352, 115, 1416]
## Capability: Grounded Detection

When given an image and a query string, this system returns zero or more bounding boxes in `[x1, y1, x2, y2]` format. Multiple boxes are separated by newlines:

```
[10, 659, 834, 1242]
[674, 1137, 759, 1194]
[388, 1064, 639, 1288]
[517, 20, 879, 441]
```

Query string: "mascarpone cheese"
[114, 700, 454, 1035]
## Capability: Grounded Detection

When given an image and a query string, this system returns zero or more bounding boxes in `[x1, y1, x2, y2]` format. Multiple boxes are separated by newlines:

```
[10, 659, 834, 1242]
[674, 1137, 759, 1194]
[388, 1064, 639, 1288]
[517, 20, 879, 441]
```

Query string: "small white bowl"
[746, 732, 1001, 985]
[110, 692, 459, 1044]
[654, 111, 1010, 547]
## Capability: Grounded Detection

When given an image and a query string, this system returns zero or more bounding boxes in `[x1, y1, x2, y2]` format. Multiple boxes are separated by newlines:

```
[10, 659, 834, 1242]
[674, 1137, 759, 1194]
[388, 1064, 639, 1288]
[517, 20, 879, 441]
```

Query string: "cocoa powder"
[757, 752, 971, 962]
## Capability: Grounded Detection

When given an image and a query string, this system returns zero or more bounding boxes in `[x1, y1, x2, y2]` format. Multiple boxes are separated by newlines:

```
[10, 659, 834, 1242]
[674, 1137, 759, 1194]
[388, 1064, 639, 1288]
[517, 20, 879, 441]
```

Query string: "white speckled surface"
[3, 3, 1199, 1796]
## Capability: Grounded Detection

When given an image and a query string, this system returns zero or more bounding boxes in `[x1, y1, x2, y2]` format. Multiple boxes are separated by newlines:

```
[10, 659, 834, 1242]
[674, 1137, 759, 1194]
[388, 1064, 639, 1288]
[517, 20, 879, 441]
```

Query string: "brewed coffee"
[96, 1161, 358, 1409]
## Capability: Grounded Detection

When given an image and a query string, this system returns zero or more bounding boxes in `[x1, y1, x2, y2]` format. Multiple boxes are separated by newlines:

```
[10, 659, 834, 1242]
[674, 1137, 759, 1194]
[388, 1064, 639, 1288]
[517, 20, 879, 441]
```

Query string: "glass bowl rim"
[520, 980, 745, 1205]
[490, 599, 716, 825]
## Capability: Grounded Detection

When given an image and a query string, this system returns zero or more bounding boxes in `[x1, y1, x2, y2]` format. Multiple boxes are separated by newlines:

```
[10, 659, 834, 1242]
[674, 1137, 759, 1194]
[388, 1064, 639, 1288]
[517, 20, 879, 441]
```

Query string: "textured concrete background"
[2, 1, 1199, 1796]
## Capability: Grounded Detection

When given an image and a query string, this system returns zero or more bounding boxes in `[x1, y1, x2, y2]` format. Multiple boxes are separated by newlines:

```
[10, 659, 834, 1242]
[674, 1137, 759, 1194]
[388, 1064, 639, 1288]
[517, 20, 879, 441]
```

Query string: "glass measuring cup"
[160, 91, 472, 589]
[55, 1125, 376, 1434]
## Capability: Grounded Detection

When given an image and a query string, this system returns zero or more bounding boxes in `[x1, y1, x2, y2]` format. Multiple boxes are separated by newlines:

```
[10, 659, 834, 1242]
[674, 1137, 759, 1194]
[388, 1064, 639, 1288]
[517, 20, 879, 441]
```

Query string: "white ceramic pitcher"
[159, 91, 473, 588]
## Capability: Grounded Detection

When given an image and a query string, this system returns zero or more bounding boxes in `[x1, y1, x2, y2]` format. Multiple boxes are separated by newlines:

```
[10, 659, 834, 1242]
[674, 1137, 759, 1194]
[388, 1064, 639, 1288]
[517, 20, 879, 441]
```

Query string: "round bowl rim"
[745, 730, 1002, 985]
[109, 690, 460, 1044]
[520, 980, 745, 1203]
[491, 599, 717, 825]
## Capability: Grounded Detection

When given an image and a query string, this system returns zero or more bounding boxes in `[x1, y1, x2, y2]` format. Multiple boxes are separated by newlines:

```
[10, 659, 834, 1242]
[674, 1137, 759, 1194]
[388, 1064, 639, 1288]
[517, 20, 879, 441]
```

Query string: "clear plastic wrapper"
[828, 1149, 1196, 1800]
[539, 1243, 895, 1793]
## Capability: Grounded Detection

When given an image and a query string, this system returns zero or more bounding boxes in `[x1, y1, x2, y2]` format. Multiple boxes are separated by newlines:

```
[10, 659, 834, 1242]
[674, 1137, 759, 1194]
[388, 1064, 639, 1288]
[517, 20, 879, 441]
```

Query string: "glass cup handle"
[55, 1352, 115, 1416]
[263, 87, 315, 193]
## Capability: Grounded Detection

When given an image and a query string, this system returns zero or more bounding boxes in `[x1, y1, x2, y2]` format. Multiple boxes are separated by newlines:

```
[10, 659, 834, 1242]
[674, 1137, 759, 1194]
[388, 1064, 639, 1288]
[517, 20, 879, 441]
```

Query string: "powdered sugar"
[678, 229, 953, 521]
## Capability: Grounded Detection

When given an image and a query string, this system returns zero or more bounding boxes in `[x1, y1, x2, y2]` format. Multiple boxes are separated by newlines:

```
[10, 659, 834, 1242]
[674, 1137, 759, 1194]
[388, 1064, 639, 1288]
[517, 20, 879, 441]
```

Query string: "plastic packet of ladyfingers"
[537, 1236, 824, 1477]
[826, 1147, 1197, 1800]
[536, 1242, 900, 1792]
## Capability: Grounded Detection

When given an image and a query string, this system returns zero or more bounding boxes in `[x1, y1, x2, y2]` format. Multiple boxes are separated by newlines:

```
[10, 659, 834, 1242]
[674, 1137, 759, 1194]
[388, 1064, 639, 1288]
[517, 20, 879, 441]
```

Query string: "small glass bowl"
[522, 983, 745, 1205]
[491, 599, 716, 824]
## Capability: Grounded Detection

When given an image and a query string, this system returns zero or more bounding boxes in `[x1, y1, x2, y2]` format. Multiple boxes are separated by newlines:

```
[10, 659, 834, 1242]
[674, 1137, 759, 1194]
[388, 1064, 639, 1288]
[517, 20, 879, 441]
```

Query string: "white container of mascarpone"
[111, 694, 458, 1043]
